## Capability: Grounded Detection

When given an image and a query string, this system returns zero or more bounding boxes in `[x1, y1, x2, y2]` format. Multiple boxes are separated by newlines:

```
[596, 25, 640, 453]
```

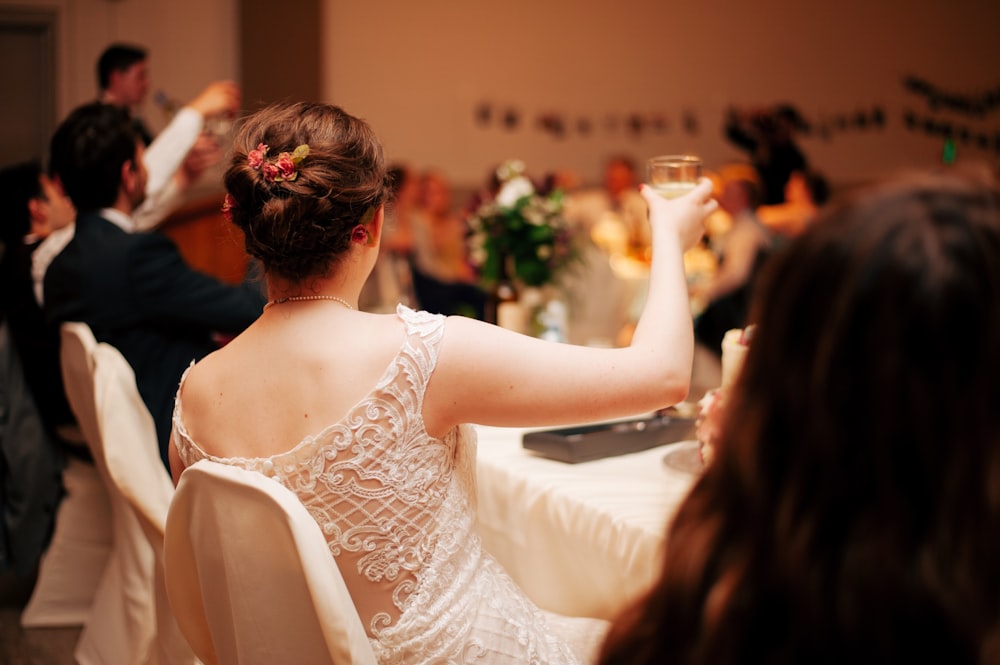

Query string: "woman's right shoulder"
[395, 303, 447, 331]
[177, 347, 226, 402]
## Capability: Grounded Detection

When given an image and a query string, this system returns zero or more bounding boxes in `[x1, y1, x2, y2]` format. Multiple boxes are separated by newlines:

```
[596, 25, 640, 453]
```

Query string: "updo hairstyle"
[224, 102, 389, 282]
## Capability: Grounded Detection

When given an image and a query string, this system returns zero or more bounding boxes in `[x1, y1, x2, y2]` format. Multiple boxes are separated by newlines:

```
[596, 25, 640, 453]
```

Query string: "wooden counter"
[160, 194, 250, 285]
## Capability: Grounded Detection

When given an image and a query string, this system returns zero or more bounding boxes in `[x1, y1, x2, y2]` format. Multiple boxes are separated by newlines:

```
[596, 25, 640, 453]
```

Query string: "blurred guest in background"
[410, 169, 484, 318]
[562, 155, 648, 346]
[97, 42, 241, 230]
[757, 168, 830, 237]
[360, 162, 418, 311]
[31, 45, 244, 311]
[0, 161, 76, 578]
[43, 102, 265, 466]
[0, 162, 77, 440]
[97, 43, 156, 145]
[724, 103, 808, 205]
[693, 163, 775, 355]
[413, 169, 475, 284]
[567, 155, 648, 258]
[598, 169, 1000, 665]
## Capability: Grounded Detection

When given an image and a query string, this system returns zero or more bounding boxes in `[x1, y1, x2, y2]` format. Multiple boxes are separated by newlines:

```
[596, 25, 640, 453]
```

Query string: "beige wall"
[3, 0, 998, 190]
[1, 0, 237, 135]
[322, 0, 1000, 188]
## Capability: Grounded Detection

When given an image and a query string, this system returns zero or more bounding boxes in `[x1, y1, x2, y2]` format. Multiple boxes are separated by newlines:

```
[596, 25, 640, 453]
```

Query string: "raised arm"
[133, 81, 241, 231]
[422, 179, 716, 436]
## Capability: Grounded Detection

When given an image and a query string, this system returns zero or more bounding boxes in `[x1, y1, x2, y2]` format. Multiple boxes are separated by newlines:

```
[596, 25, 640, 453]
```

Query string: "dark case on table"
[522, 415, 696, 463]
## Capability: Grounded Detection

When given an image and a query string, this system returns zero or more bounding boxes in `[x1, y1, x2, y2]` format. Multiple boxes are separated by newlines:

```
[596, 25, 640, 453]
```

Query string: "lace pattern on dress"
[172, 304, 604, 664]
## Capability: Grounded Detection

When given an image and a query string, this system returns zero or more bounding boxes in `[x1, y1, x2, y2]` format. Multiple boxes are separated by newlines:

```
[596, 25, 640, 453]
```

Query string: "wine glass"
[647, 155, 702, 199]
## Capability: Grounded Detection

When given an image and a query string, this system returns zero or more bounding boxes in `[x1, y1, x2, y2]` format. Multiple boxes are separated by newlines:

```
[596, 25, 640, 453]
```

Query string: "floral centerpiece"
[467, 160, 575, 288]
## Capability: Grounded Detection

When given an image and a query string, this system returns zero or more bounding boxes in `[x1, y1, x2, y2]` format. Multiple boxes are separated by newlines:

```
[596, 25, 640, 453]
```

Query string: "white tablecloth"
[473, 425, 699, 621]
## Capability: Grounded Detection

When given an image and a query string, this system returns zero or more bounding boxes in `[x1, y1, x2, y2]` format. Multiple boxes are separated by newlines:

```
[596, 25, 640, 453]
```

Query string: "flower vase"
[485, 252, 518, 326]
[497, 286, 544, 336]
[497, 299, 530, 334]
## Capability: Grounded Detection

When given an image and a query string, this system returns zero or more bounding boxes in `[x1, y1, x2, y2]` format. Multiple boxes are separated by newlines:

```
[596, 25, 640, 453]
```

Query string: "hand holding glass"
[647, 155, 702, 199]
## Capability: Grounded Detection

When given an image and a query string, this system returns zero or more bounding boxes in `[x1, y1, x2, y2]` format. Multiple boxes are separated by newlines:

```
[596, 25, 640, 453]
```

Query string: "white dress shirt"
[32, 107, 205, 306]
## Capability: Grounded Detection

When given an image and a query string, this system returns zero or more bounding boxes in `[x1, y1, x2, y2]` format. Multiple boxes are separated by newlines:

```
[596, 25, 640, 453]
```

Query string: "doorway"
[0, 7, 56, 168]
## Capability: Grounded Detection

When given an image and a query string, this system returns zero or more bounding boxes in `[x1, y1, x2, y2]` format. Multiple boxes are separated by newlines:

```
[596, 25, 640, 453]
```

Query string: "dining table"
[473, 423, 701, 621]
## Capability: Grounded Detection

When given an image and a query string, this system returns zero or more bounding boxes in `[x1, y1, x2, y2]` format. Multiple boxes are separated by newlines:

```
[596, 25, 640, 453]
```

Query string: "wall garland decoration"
[471, 86, 1000, 156]
[903, 75, 1000, 117]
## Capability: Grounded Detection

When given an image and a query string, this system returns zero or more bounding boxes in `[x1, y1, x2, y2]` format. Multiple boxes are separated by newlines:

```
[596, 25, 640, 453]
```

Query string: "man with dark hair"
[0, 160, 77, 576]
[0, 162, 76, 435]
[92, 41, 240, 229]
[97, 43, 153, 144]
[31, 44, 243, 312]
[43, 103, 265, 465]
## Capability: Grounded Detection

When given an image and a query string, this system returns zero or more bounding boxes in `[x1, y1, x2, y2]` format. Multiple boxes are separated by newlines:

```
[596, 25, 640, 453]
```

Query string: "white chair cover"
[164, 459, 378, 665]
[19, 455, 112, 627]
[58, 322, 197, 665]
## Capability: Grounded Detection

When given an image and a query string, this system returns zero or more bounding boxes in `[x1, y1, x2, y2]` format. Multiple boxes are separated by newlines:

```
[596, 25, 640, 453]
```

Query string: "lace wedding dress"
[172, 305, 609, 664]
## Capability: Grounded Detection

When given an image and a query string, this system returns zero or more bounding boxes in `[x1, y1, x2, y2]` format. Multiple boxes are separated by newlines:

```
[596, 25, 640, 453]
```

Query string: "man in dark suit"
[44, 102, 266, 465]
[0, 161, 74, 576]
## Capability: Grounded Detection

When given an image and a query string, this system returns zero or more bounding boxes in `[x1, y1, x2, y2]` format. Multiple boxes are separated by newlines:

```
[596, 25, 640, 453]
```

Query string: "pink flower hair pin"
[221, 193, 236, 222]
[248, 142, 310, 183]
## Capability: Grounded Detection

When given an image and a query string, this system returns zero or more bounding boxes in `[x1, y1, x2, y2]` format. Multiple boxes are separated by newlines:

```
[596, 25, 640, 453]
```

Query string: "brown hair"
[224, 102, 388, 282]
[599, 169, 1000, 664]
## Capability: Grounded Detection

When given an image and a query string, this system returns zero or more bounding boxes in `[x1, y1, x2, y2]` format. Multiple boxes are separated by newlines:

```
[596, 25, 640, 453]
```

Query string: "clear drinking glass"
[647, 155, 702, 199]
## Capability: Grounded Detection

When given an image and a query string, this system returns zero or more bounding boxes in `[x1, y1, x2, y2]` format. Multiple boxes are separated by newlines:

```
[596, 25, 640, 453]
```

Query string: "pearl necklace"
[264, 295, 355, 311]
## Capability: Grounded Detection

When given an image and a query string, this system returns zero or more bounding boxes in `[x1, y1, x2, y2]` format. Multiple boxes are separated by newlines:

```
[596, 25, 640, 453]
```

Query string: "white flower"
[496, 159, 526, 182]
[522, 205, 546, 226]
[495, 176, 534, 208]
[469, 237, 488, 265]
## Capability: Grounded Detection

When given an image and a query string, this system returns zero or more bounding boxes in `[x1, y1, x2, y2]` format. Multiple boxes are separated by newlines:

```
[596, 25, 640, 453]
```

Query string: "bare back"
[176, 304, 406, 460]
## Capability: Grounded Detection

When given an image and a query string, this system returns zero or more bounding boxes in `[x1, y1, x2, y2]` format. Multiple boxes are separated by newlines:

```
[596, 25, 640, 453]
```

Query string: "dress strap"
[392, 304, 447, 413]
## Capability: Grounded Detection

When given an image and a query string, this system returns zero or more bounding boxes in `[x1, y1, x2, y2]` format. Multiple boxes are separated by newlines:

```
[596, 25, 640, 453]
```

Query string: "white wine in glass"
[647, 155, 701, 198]
[651, 181, 698, 199]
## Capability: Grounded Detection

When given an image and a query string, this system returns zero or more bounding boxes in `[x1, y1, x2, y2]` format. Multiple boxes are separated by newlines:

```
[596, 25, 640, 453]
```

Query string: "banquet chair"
[58, 322, 197, 665]
[19, 454, 112, 627]
[164, 459, 377, 665]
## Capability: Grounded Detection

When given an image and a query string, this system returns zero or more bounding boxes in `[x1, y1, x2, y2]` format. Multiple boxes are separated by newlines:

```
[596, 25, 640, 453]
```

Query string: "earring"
[351, 224, 370, 244]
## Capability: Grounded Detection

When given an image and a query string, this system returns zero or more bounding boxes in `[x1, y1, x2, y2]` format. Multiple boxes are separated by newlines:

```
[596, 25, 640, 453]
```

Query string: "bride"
[169, 101, 716, 664]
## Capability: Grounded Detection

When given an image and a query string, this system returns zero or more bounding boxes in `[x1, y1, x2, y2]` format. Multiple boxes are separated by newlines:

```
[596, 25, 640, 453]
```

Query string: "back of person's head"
[97, 43, 147, 91]
[387, 163, 411, 199]
[418, 169, 453, 216]
[0, 161, 42, 245]
[49, 102, 138, 213]
[224, 102, 388, 283]
[603, 155, 637, 197]
[718, 162, 763, 211]
[803, 169, 830, 205]
[744, 169, 1000, 465]
[599, 169, 1000, 665]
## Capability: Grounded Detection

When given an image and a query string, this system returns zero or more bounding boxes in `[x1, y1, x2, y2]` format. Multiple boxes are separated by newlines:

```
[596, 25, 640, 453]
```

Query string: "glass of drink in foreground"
[647, 155, 702, 198]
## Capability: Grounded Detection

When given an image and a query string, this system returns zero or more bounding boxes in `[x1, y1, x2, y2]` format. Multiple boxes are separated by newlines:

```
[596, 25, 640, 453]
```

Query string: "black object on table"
[522, 414, 696, 463]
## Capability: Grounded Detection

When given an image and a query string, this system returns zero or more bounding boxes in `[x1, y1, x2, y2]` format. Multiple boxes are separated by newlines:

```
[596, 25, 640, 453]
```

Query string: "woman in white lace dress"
[168, 102, 716, 665]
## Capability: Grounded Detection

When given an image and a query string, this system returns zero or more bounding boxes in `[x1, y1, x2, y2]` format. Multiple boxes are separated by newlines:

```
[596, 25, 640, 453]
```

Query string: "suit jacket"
[43, 211, 266, 464]
[1, 237, 74, 432]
